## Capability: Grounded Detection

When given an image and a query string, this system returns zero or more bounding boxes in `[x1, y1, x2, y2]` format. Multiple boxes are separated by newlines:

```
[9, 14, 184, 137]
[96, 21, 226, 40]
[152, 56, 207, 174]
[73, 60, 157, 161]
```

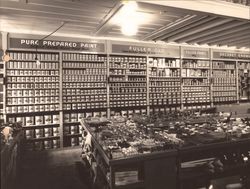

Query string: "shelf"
[213, 90, 237, 92]
[213, 85, 236, 87]
[109, 67, 127, 70]
[7, 75, 59, 77]
[62, 81, 106, 83]
[183, 85, 210, 87]
[7, 68, 59, 71]
[111, 86, 146, 88]
[182, 77, 209, 79]
[10, 60, 59, 62]
[26, 136, 60, 142]
[62, 94, 107, 96]
[212, 68, 235, 70]
[7, 88, 60, 90]
[7, 103, 59, 106]
[23, 123, 60, 129]
[109, 74, 126, 77]
[213, 95, 237, 97]
[7, 81, 59, 84]
[62, 60, 106, 63]
[182, 67, 210, 70]
[149, 86, 181, 88]
[62, 86, 106, 89]
[63, 121, 80, 125]
[149, 76, 180, 79]
[63, 100, 106, 103]
[110, 92, 147, 94]
[128, 68, 146, 70]
[64, 133, 82, 137]
[7, 95, 59, 98]
[109, 81, 146, 83]
[183, 90, 209, 92]
[183, 102, 211, 105]
[63, 74, 106, 76]
[110, 99, 146, 101]
[62, 107, 107, 112]
[150, 104, 181, 107]
[127, 74, 146, 77]
[149, 66, 180, 69]
[5, 111, 60, 116]
[63, 67, 106, 69]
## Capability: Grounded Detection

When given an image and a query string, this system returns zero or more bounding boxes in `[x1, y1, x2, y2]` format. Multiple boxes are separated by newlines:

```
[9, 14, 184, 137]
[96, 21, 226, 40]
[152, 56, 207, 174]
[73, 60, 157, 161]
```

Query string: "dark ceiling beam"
[28, 0, 111, 14]
[0, 9, 101, 24]
[210, 36, 250, 47]
[177, 21, 246, 43]
[165, 18, 233, 42]
[228, 41, 250, 48]
[196, 24, 250, 44]
[205, 30, 250, 45]
[214, 36, 250, 46]
[93, 1, 123, 35]
[141, 15, 198, 41]
[0, 1, 107, 19]
[155, 16, 215, 41]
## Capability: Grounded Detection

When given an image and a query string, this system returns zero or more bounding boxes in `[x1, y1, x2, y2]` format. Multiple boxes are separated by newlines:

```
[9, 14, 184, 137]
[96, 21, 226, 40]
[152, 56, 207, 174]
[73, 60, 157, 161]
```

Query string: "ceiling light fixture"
[120, 1, 138, 36]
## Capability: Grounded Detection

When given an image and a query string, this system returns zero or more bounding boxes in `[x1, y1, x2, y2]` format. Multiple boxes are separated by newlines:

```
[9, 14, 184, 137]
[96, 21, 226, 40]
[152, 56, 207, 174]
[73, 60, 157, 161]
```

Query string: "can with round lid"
[35, 116, 43, 125]
[44, 115, 52, 124]
[52, 115, 59, 124]
[17, 106, 23, 113]
[40, 105, 45, 112]
[53, 127, 59, 136]
[23, 106, 29, 113]
[25, 116, 34, 126]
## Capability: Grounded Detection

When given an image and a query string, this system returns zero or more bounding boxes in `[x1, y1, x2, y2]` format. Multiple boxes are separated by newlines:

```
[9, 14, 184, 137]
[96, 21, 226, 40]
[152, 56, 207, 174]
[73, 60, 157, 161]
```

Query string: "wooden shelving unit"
[109, 55, 147, 117]
[148, 57, 181, 113]
[5, 50, 61, 151]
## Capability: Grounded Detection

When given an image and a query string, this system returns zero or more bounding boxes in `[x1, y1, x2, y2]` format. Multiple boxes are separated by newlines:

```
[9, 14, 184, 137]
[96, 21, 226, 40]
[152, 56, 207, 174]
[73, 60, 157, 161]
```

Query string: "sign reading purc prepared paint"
[9, 38, 105, 52]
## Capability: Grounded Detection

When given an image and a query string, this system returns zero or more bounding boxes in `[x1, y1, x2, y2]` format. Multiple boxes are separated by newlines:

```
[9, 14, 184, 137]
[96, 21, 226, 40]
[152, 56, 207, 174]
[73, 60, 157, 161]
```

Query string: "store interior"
[1, 0, 250, 189]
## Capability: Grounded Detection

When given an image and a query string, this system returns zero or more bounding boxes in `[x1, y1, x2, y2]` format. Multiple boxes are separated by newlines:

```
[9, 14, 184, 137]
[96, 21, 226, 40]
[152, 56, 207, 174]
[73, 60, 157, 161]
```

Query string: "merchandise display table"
[81, 119, 178, 189]
[80, 114, 250, 189]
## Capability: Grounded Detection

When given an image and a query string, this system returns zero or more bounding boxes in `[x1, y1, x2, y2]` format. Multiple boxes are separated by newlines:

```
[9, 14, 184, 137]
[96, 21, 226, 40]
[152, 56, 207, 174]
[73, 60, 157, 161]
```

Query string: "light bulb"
[121, 22, 138, 36]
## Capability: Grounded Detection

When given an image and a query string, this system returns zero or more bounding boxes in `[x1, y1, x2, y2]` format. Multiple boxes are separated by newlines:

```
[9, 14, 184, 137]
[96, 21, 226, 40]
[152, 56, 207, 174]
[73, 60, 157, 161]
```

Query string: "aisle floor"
[17, 147, 92, 189]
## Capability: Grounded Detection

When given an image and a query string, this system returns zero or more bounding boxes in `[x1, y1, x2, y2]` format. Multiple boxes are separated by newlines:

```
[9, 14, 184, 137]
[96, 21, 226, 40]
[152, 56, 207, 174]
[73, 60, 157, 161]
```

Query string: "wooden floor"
[17, 147, 92, 189]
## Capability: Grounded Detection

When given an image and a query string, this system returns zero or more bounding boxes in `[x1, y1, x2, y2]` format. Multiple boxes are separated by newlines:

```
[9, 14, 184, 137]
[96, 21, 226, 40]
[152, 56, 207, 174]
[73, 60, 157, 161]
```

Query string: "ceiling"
[0, 0, 250, 49]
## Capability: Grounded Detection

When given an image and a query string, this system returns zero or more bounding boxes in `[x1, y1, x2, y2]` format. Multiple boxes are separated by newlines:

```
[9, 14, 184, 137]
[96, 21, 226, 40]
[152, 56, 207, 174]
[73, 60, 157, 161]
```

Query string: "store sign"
[112, 44, 179, 56]
[9, 38, 105, 52]
[183, 49, 209, 58]
[213, 51, 250, 60]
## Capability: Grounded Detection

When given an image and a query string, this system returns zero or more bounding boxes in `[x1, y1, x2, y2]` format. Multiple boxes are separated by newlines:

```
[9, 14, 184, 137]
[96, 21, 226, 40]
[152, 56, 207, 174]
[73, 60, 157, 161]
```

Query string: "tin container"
[44, 115, 52, 124]
[52, 115, 59, 124]
[53, 127, 59, 136]
[23, 106, 29, 113]
[25, 116, 34, 126]
[35, 116, 43, 125]
[17, 106, 23, 113]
